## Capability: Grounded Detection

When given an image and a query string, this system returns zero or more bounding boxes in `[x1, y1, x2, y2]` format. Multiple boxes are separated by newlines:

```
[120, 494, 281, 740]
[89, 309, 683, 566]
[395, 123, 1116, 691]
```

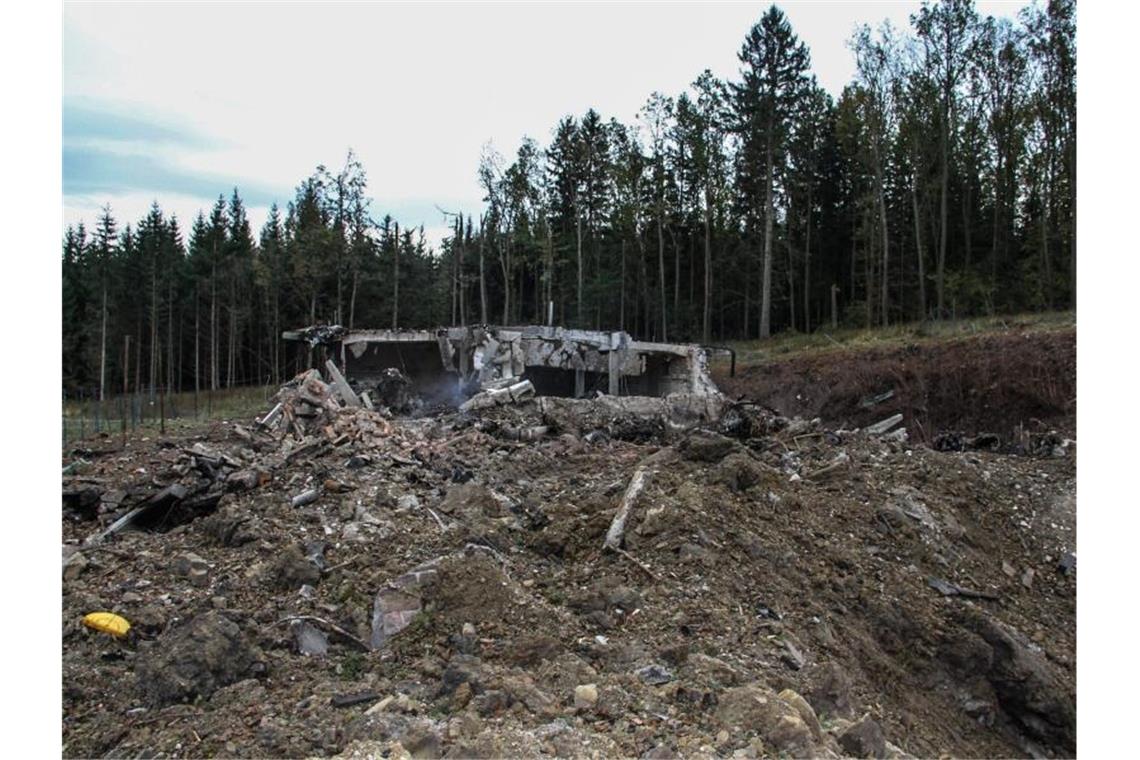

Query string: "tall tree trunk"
[803, 183, 812, 334]
[150, 258, 158, 394]
[912, 182, 928, 321]
[991, 152, 1002, 302]
[865, 206, 874, 329]
[210, 246, 218, 392]
[937, 106, 949, 321]
[962, 182, 973, 272]
[703, 185, 712, 343]
[1040, 184, 1051, 309]
[451, 220, 458, 325]
[1067, 140, 1076, 307]
[273, 291, 280, 384]
[673, 224, 680, 319]
[99, 282, 107, 401]
[167, 276, 174, 391]
[349, 268, 359, 330]
[760, 138, 774, 339]
[500, 235, 511, 325]
[392, 222, 400, 328]
[576, 205, 583, 327]
[878, 162, 890, 328]
[657, 207, 668, 342]
[227, 277, 236, 388]
[336, 261, 343, 325]
[636, 227, 649, 340]
[458, 223, 467, 326]
[620, 236, 627, 332]
[545, 222, 553, 325]
[194, 284, 200, 405]
[743, 239, 750, 340]
[786, 231, 795, 332]
[478, 220, 487, 324]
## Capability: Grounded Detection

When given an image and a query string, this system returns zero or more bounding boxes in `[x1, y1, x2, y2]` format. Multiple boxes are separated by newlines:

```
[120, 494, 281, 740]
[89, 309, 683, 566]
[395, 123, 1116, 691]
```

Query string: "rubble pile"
[62, 366, 1075, 760]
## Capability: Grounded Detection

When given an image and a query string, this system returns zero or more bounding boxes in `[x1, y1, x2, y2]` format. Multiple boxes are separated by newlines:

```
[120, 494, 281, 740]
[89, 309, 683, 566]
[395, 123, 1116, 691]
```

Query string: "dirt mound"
[62, 380, 1075, 759]
[717, 328, 1075, 446]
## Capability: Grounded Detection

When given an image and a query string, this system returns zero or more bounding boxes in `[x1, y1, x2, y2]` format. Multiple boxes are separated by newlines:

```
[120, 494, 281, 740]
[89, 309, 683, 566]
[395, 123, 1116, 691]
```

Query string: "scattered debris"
[927, 576, 1000, 601]
[60, 332, 1075, 760]
[331, 691, 382, 709]
[603, 466, 653, 551]
[864, 413, 904, 436]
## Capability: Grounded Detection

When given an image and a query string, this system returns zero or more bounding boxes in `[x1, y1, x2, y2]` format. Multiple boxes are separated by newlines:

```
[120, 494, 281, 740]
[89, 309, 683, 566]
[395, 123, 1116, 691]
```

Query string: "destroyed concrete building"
[282, 325, 724, 417]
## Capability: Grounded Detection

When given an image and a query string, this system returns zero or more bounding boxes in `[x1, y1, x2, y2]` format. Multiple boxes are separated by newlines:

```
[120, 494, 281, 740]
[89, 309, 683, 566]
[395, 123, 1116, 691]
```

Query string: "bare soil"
[62, 334, 1076, 759]
[716, 327, 1075, 446]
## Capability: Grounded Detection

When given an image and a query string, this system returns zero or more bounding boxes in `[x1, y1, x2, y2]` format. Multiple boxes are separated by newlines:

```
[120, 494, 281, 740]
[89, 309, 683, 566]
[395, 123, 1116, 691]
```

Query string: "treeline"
[62, 154, 443, 394]
[62, 0, 1075, 396]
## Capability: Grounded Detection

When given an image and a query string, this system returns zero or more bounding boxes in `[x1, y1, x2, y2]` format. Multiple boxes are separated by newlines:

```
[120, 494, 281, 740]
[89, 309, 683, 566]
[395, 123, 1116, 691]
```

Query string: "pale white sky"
[63, 0, 1027, 249]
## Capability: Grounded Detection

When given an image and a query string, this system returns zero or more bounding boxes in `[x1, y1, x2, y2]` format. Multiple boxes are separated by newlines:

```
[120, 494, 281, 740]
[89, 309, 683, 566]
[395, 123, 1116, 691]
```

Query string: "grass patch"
[61, 384, 276, 447]
[716, 311, 1075, 373]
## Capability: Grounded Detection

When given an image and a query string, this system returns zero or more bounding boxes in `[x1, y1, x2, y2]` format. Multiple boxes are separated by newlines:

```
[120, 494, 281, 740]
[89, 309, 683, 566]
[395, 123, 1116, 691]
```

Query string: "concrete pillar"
[608, 331, 622, 396]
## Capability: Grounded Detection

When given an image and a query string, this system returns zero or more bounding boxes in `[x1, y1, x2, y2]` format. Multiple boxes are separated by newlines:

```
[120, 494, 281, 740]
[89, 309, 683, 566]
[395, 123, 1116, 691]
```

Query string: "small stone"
[365, 696, 396, 715]
[292, 620, 328, 656]
[781, 640, 805, 670]
[396, 494, 421, 511]
[399, 722, 441, 759]
[63, 550, 88, 581]
[574, 684, 598, 708]
[838, 715, 887, 759]
[121, 591, 143, 604]
[174, 552, 208, 577]
[1001, 560, 1017, 577]
[188, 566, 210, 588]
[462, 622, 476, 636]
[778, 689, 822, 741]
[716, 729, 730, 744]
[636, 664, 675, 685]
[474, 689, 512, 717]
[452, 682, 473, 709]
[1021, 568, 1036, 589]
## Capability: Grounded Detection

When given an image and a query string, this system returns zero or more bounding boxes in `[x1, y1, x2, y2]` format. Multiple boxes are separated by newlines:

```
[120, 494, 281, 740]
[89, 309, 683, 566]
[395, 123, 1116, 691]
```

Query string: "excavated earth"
[62, 339, 1076, 760]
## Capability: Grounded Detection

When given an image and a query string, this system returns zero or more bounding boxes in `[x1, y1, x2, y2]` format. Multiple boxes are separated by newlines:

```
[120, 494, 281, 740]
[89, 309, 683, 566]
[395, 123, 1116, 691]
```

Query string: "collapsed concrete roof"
[283, 325, 722, 403]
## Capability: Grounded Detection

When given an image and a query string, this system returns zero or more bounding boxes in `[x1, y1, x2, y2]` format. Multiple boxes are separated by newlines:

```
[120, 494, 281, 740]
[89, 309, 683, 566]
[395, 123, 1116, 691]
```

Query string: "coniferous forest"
[61, 1, 1075, 396]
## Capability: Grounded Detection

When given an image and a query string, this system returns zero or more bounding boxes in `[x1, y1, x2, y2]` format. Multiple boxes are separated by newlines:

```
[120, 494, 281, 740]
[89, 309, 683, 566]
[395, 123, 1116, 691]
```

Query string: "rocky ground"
[62, 338, 1076, 760]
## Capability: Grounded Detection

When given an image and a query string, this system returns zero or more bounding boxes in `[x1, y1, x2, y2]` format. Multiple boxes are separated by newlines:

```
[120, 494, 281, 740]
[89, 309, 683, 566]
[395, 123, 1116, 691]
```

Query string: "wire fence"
[62, 384, 276, 450]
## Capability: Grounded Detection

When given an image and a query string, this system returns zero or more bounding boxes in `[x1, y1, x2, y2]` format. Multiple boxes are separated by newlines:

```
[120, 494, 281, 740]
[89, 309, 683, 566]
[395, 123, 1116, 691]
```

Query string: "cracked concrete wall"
[288, 325, 721, 400]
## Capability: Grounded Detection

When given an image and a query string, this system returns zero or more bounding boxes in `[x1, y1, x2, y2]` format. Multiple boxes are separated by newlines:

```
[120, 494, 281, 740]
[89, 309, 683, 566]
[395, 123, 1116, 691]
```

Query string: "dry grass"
[716, 310, 1075, 373]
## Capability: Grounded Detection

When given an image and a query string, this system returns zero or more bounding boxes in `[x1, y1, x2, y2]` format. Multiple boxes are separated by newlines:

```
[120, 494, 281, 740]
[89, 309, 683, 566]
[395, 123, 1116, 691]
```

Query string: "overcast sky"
[63, 0, 1027, 249]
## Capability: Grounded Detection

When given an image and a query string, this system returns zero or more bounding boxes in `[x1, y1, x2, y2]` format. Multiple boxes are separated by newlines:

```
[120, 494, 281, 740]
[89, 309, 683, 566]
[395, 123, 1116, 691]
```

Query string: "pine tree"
[734, 5, 812, 338]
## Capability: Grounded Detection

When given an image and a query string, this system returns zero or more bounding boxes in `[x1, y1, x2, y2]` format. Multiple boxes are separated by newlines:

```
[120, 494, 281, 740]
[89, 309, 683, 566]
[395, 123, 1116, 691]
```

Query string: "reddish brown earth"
[716, 328, 1075, 446]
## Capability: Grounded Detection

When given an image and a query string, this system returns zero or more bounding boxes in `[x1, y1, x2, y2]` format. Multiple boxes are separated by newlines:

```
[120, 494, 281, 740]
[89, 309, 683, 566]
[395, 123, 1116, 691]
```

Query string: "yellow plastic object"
[83, 612, 131, 638]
